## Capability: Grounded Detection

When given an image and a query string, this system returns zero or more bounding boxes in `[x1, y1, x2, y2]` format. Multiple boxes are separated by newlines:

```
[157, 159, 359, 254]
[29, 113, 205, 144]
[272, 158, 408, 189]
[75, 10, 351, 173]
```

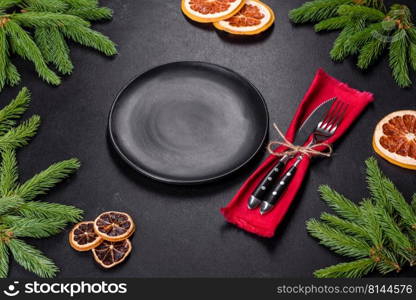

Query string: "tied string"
[267, 123, 333, 158]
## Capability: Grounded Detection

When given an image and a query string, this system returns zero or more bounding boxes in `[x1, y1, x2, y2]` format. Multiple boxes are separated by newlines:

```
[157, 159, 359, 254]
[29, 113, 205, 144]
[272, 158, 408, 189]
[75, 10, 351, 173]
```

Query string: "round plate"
[108, 62, 268, 184]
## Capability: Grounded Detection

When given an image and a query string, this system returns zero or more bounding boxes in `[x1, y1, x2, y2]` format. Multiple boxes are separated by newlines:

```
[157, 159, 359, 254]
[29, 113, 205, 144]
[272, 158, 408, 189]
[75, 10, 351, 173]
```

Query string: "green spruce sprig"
[0, 87, 83, 278]
[0, 0, 116, 91]
[307, 157, 416, 278]
[289, 1, 416, 88]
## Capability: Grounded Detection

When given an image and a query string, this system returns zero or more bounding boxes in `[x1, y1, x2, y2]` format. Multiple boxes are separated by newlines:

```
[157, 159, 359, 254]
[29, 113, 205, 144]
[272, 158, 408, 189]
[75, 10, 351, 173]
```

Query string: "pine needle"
[16, 158, 80, 201]
[12, 11, 90, 28]
[0, 0, 21, 10]
[5, 59, 20, 86]
[314, 258, 376, 278]
[66, 7, 112, 21]
[0, 115, 40, 149]
[0, 27, 7, 91]
[289, 0, 353, 24]
[7, 238, 58, 278]
[3, 215, 68, 238]
[0, 241, 9, 278]
[337, 4, 385, 21]
[357, 35, 387, 69]
[307, 219, 372, 259]
[22, 0, 68, 12]
[330, 19, 366, 61]
[389, 29, 411, 88]
[18, 201, 83, 223]
[0, 196, 22, 215]
[314, 16, 351, 32]
[320, 212, 370, 240]
[0, 87, 31, 135]
[60, 25, 117, 56]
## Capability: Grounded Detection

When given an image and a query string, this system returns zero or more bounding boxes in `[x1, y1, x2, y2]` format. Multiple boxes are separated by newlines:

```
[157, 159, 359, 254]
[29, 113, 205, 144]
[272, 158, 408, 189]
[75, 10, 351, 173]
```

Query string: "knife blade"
[248, 97, 336, 209]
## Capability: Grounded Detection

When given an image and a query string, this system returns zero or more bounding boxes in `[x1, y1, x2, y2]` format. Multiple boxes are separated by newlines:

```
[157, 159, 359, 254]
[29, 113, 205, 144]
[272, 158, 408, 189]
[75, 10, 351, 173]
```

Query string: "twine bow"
[267, 123, 333, 158]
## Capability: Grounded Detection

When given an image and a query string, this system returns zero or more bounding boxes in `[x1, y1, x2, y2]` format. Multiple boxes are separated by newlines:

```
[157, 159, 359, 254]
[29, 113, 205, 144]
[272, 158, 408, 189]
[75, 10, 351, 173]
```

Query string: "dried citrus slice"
[93, 211, 135, 242]
[69, 221, 103, 252]
[373, 110, 416, 170]
[181, 0, 245, 23]
[213, 0, 275, 35]
[92, 239, 132, 269]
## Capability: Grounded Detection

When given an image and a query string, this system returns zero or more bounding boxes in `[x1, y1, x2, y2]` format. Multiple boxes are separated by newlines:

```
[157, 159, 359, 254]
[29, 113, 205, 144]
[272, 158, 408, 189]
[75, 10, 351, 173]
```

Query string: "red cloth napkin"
[221, 69, 374, 238]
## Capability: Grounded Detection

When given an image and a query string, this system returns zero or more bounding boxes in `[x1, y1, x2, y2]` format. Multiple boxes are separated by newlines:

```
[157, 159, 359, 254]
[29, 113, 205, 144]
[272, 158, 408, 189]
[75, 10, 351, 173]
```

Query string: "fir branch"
[2, 215, 68, 238]
[34, 27, 73, 74]
[412, 194, 416, 213]
[21, 0, 67, 12]
[18, 201, 83, 223]
[60, 24, 117, 56]
[5, 59, 20, 86]
[365, 157, 393, 213]
[307, 218, 372, 259]
[409, 41, 416, 72]
[360, 199, 384, 247]
[0, 196, 22, 216]
[11, 11, 90, 28]
[330, 19, 366, 61]
[318, 185, 363, 222]
[62, 0, 98, 9]
[289, 0, 353, 24]
[0, 115, 40, 149]
[338, 4, 385, 21]
[346, 22, 384, 54]
[66, 7, 112, 21]
[0, 87, 31, 136]
[15, 158, 80, 201]
[314, 258, 376, 278]
[357, 35, 387, 69]
[0, 241, 9, 278]
[389, 29, 411, 88]
[314, 16, 351, 32]
[320, 212, 370, 240]
[0, 0, 21, 10]
[4, 20, 60, 85]
[7, 238, 58, 278]
[0, 27, 7, 91]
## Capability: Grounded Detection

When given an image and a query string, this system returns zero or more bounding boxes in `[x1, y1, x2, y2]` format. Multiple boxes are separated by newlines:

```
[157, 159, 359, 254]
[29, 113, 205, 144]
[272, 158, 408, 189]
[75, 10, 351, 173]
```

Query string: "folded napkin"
[221, 69, 374, 238]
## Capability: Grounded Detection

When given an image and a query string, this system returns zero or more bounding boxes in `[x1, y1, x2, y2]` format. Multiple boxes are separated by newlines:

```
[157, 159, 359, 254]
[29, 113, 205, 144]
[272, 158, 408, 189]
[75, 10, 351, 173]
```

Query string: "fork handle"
[266, 163, 298, 206]
[252, 157, 287, 200]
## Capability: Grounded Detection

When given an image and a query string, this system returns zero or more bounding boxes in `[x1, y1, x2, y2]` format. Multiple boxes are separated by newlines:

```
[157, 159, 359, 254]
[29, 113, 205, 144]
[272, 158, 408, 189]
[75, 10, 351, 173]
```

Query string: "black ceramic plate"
[108, 62, 268, 184]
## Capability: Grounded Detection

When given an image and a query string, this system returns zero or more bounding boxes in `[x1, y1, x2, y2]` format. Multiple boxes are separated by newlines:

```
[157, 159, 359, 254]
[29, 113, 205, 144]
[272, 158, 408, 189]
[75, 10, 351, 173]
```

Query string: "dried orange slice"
[69, 221, 103, 252]
[92, 239, 132, 269]
[373, 110, 416, 170]
[93, 211, 135, 242]
[214, 0, 275, 35]
[181, 0, 245, 23]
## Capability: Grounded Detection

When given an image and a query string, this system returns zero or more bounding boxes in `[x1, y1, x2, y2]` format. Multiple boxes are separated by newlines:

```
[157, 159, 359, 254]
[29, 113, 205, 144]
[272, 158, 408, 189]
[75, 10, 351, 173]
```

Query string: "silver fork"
[259, 100, 349, 215]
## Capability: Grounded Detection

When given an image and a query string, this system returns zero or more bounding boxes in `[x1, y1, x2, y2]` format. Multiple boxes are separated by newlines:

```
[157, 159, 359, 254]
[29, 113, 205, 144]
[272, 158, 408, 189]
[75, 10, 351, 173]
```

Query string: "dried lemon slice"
[373, 110, 416, 170]
[92, 239, 132, 269]
[214, 0, 275, 35]
[69, 221, 103, 252]
[181, 0, 245, 23]
[93, 211, 135, 242]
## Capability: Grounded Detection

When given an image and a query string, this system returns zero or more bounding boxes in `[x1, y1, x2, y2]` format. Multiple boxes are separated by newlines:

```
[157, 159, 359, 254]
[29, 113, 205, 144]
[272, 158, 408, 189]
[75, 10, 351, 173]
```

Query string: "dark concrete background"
[4, 0, 415, 278]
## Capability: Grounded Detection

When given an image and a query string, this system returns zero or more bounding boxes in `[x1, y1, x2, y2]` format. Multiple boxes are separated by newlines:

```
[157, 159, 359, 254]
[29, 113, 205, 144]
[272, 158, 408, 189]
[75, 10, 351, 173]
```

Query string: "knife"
[248, 97, 336, 210]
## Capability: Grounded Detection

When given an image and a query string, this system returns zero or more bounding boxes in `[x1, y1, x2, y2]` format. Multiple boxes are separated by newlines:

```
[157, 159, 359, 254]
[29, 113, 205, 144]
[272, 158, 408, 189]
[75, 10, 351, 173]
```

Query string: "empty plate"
[108, 62, 268, 184]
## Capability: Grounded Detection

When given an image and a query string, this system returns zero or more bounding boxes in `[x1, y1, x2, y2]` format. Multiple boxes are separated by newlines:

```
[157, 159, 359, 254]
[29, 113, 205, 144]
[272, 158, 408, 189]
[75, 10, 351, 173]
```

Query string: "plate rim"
[108, 61, 269, 185]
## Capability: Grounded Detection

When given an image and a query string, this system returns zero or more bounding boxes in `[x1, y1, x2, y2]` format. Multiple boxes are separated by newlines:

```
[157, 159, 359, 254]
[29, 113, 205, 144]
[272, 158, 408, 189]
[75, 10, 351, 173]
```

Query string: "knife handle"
[266, 163, 299, 206]
[252, 157, 287, 200]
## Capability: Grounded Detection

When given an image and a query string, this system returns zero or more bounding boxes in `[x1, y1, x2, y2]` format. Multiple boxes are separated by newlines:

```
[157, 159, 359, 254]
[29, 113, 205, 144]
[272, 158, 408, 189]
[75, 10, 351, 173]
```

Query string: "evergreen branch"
[289, 0, 353, 24]
[5, 59, 20, 86]
[412, 194, 416, 214]
[0, 196, 22, 215]
[409, 41, 416, 72]
[346, 22, 384, 54]
[0, 0, 21, 9]
[2, 215, 68, 238]
[7, 238, 58, 278]
[330, 19, 366, 61]
[60, 24, 117, 56]
[66, 7, 112, 21]
[389, 29, 411, 88]
[0, 87, 31, 136]
[11, 11, 90, 27]
[338, 4, 385, 21]
[318, 185, 363, 222]
[360, 199, 384, 247]
[314, 258, 376, 278]
[0, 115, 40, 149]
[34, 27, 73, 74]
[0, 241, 9, 278]
[62, 0, 98, 9]
[21, 0, 67, 12]
[4, 20, 60, 85]
[365, 157, 393, 213]
[357, 34, 387, 69]
[307, 219, 372, 259]
[0, 27, 7, 91]
[17, 201, 83, 223]
[314, 16, 351, 32]
[320, 212, 370, 240]
[15, 158, 80, 201]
